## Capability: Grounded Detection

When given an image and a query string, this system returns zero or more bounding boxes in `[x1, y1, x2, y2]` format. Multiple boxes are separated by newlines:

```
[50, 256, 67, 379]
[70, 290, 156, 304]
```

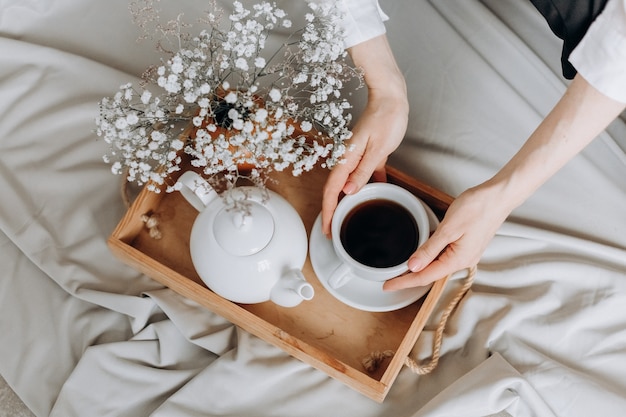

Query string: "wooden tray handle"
[362, 265, 476, 375]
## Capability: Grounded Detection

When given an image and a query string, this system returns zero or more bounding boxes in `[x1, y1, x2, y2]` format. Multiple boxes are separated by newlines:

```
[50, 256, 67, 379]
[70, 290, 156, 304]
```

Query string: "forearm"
[321, 34, 408, 234]
[481, 74, 626, 214]
[348, 34, 408, 107]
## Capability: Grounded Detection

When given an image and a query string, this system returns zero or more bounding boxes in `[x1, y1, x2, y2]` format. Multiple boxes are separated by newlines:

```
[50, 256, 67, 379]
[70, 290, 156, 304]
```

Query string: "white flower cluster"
[96, 1, 362, 194]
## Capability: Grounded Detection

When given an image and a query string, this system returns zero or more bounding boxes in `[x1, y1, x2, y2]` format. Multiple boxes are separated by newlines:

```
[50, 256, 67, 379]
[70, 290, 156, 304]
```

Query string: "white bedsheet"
[1, 1, 625, 416]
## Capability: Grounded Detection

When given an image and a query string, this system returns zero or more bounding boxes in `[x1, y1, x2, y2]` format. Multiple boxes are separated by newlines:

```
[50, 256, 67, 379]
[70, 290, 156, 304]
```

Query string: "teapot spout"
[270, 269, 314, 308]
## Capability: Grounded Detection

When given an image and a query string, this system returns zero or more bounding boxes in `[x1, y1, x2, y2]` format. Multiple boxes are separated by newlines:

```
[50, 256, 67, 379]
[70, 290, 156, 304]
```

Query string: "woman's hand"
[383, 184, 510, 290]
[321, 34, 409, 236]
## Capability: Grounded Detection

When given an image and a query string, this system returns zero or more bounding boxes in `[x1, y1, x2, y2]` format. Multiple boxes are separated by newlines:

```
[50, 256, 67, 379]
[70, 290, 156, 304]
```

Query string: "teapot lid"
[213, 202, 274, 256]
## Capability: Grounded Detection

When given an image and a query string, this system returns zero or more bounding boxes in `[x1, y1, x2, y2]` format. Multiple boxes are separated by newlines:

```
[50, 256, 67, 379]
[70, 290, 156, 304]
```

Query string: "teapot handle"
[176, 171, 218, 212]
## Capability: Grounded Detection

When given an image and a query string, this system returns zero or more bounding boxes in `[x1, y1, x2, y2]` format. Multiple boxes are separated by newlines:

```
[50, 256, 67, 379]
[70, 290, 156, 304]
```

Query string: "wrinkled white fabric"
[570, 0, 626, 103]
[339, 0, 388, 48]
[414, 353, 557, 417]
[1, 1, 626, 416]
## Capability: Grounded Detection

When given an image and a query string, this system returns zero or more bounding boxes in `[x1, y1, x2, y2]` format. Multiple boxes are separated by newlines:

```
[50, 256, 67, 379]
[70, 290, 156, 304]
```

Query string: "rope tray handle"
[362, 265, 477, 375]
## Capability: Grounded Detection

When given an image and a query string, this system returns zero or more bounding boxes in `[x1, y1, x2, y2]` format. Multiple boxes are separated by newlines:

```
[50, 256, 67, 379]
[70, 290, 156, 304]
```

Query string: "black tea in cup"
[339, 199, 419, 268]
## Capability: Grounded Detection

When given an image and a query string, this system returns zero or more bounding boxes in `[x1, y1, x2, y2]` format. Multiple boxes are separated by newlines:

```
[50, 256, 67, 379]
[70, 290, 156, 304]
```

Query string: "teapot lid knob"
[213, 202, 274, 256]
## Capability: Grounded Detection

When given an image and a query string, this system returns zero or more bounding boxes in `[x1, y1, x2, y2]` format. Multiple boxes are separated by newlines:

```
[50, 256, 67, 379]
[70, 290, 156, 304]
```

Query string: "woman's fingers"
[383, 226, 460, 290]
[321, 138, 367, 236]
[384, 241, 466, 290]
[321, 164, 352, 236]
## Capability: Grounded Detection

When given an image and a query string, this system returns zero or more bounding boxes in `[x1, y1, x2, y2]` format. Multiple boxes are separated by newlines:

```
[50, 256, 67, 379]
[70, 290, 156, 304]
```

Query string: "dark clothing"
[530, 0, 609, 79]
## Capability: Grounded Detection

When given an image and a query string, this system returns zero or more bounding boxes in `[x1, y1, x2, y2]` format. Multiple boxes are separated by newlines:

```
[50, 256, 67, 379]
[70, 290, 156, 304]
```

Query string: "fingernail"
[343, 181, 357, 195]
[408, 257, 420, 272]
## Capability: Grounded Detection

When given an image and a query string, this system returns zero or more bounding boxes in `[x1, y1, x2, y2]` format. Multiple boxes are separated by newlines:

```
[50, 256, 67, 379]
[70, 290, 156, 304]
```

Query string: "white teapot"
[176, 171, 314, 307]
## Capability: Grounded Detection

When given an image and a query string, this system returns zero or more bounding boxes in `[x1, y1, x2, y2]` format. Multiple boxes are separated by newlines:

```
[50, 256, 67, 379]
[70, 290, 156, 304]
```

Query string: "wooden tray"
[108, 161, 453, 402]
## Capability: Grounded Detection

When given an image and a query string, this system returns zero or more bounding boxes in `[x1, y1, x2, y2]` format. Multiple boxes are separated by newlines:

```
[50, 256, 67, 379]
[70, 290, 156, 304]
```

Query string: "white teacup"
[328, 182, 430, 289]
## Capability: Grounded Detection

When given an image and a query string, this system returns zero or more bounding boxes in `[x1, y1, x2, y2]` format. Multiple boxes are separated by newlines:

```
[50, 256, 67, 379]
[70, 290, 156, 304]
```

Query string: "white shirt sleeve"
[337, 0, 389, 48]
[569, 0, 626, 103]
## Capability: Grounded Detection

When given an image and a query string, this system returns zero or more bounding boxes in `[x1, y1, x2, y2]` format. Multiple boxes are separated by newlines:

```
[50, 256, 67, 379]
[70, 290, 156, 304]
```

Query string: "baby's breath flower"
[111, 161, 122, 174]
[254, 108, 268, 122]
[224, 91, 238, 104]
[227, 108, 240, 121]
[126, 112, 139, 125]
[115, 118, 128, 130]
[96, 0, 363, 197]
[300, 121, 312, 132]
[269, 88, 281, 102]
[254, 57, 266, 68]
[235, 57, 249, 71]
[171, 139, 184, 150]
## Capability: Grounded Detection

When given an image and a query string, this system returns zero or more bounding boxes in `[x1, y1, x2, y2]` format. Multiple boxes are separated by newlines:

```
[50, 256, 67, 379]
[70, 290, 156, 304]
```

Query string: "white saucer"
[309, 198, 440, 312]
